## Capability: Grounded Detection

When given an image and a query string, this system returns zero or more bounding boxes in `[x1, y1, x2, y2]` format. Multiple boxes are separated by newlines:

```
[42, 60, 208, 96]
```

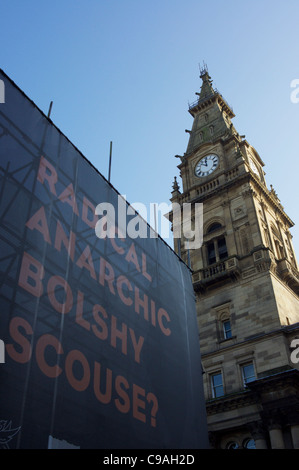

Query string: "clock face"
[249, 158, 259, 176]
[195, 154, 219, 178]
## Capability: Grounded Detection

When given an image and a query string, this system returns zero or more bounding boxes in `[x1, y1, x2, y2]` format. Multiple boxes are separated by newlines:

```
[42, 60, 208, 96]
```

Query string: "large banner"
[0, 70, 208, 449]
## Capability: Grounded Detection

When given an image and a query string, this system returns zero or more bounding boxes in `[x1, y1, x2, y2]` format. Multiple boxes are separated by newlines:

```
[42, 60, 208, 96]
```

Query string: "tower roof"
[198, 66, 216, 101]
[188, 66, 235, 118]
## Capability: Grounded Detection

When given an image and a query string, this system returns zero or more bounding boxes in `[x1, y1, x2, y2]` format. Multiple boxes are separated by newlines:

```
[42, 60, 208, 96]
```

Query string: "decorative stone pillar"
[290, 424, 299, 449]
[255, 435, 268, 449]
[249, 421, 268, 449]
[268, 422, 285, 449]
[284, 409, 299, 449]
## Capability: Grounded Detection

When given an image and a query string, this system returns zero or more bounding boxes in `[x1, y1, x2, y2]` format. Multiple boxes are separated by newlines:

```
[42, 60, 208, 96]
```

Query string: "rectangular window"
[211, 372, 224, 398]
[223, 320, 232, 339]
[242, 363, 256, 386]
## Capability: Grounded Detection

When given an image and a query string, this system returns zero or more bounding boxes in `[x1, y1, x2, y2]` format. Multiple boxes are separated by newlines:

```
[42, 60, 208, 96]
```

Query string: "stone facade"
[170, 66, 299, 449]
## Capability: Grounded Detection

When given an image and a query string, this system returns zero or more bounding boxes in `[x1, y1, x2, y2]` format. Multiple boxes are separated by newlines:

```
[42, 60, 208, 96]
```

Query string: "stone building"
[170, 66, 299, 449]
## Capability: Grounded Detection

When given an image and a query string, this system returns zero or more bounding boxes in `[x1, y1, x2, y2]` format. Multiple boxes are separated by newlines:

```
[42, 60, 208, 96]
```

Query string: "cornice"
[186, 172, 251, 204]
[206, 390, 256, 415]
[201, 322, 299, 360]
[250, 176, 294, 227]
[247, 369, 299, 394]
[188, 93, 235, 119]
[177, 169, 294, 227]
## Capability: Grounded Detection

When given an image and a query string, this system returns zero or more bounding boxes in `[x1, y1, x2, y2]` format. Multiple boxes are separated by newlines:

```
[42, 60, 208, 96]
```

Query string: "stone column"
[249, 421, 268, 449]
[268, 423, 285, 449]
[255, 436, 268, 449]
[291, 424, 299, 449]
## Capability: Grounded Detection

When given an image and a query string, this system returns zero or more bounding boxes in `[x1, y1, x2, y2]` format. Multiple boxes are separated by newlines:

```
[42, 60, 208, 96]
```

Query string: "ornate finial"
[270, 185, 284, 208]
[199, 61, 209, 77]
[172, 176, 180, 192]
[270, 185, 279, 200]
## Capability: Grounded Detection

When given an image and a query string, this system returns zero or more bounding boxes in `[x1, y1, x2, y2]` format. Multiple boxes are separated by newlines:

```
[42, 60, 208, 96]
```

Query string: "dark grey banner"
[0, 70, 208, 449]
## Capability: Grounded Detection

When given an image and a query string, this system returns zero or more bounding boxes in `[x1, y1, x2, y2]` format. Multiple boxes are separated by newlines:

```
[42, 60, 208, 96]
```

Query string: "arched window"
[226, 441, 239, 449]
[243, 438, 256, 449]
[207, 222, 222, 233]
[222, 319, 232, 339]
[206, 223, 228, 265]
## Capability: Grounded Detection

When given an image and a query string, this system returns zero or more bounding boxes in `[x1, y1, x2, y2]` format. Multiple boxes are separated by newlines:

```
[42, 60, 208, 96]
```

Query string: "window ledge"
[218, 335, 237, 345]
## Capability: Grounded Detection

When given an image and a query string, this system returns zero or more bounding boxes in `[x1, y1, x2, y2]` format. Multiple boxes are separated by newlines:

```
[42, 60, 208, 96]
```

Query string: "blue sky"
[1, 0, 299, 256]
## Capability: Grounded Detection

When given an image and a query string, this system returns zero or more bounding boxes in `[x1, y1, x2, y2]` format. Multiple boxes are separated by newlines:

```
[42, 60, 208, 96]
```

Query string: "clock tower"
[170, 66, 299, 449]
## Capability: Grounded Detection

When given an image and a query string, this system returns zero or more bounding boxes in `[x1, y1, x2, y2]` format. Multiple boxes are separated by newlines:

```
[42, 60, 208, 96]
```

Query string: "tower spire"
[185, 67, 235, 155]
[198, 62, 216, 101]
